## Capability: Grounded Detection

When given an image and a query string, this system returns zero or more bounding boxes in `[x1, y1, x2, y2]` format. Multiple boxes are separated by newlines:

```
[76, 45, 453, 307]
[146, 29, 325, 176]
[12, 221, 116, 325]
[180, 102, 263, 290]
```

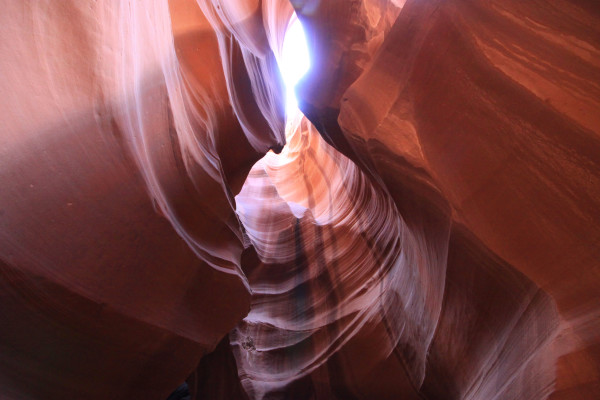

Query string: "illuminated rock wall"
[0, 0, 598, 399]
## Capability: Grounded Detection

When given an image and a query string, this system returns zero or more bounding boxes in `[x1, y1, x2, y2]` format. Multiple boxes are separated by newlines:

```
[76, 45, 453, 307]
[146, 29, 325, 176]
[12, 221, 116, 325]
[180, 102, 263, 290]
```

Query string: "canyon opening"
[279, 14, 310, 117]
[0, 1, 599, 400]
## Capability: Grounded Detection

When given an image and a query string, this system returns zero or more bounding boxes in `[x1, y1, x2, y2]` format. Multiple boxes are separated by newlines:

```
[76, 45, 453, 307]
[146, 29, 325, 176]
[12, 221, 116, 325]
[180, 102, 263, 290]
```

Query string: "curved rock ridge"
[293, 0, 599, 398]
[233, 116, 560, 399]
[235, 116, 449, 398]
[0, 0, 598, 399]
[0, 0, 285, 398]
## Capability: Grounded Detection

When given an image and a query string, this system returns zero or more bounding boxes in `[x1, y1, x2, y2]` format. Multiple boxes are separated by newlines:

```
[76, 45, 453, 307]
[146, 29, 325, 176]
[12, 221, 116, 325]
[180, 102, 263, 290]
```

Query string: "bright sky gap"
[279, 15, 310, 115]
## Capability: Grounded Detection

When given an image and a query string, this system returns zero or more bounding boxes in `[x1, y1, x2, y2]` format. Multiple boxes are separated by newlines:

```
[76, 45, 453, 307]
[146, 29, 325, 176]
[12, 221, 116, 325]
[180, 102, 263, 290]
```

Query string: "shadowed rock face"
[0, 0, 598, 399]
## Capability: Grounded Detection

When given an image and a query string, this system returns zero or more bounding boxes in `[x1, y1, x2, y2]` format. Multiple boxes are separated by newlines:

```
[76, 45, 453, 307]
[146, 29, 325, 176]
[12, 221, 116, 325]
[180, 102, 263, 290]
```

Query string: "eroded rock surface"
[0, 0, 598, 399]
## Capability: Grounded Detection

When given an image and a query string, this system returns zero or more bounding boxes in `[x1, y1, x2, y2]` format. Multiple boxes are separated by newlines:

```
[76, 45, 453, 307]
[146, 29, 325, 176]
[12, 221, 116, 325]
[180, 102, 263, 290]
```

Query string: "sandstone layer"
[0, 0, 599, 399]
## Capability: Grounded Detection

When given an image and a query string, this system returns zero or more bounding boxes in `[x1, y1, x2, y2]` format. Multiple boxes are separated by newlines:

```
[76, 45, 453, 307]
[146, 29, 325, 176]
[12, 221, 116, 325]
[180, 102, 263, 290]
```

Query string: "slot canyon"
[1, 0, 599, 399]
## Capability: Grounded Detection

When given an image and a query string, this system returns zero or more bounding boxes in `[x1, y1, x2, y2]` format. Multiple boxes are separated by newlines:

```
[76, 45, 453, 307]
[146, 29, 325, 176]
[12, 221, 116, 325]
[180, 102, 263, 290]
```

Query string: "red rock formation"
[0, 0, 599, 399]
[0, 0, 279, 398]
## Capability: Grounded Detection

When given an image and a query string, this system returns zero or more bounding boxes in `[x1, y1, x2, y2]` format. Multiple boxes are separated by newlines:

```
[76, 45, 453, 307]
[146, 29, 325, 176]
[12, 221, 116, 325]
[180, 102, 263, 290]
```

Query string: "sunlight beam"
[280, 16, 310, 115]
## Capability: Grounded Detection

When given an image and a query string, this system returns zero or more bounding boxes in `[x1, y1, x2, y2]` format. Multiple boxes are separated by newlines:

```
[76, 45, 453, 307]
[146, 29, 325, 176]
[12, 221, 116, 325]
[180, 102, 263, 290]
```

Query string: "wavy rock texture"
[0, 0, 281, 398]
[1, 0, 599, 399]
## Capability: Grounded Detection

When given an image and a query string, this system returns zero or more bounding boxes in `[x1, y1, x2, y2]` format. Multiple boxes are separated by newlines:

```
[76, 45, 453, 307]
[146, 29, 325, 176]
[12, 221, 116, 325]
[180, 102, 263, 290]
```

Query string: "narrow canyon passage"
[0, 0, 599, 399]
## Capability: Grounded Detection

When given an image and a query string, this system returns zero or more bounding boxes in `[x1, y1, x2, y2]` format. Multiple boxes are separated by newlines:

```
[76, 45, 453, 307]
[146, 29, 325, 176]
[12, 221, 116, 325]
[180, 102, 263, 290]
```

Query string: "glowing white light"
[280, 16, 310, 114]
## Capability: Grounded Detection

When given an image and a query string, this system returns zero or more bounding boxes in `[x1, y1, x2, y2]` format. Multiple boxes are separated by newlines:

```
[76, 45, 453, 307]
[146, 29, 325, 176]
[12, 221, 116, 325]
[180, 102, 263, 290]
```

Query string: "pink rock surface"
[1, 0, 599, 399]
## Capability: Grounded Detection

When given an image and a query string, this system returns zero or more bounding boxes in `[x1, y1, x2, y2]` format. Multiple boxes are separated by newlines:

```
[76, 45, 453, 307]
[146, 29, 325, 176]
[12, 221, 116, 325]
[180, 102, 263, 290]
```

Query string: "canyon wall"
[0, 0, 598, 399]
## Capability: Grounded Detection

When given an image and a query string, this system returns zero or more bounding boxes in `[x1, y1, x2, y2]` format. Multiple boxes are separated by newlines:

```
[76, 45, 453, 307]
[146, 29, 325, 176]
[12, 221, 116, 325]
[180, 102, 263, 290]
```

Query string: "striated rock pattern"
[0, 0, 599, 399]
